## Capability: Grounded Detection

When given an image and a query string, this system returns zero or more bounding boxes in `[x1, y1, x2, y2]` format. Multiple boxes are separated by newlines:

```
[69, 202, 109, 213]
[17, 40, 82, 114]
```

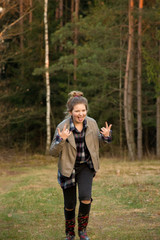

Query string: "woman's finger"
[105, 122, 109, 128]
[109, 124, 112, 130]
[63, 124, 67, 131]
[68, 131, 72, 136]
[57, 128, 61, 136]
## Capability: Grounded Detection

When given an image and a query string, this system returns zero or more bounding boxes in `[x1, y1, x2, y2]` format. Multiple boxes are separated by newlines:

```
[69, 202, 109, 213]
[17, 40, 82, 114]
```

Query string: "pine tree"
[137, 0, 143, 160]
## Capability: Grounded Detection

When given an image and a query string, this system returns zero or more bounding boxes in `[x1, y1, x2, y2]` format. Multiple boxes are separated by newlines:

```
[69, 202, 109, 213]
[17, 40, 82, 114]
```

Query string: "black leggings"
[63, 163, 95, 209]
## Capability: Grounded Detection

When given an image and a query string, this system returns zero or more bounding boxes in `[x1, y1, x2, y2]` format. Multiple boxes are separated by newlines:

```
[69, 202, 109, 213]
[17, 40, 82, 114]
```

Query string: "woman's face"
[70, 103, 87, 124]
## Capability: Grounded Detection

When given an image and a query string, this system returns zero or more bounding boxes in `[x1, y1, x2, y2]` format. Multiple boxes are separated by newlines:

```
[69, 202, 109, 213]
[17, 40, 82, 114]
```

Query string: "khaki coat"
[50, 116, 104, 177]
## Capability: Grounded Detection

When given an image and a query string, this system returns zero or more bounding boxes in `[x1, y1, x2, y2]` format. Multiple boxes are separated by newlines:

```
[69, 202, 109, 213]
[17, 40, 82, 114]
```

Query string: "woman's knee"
[64, 200, 76, 210]
[81, 199, 91, 204]
[65, 207, 74, 211]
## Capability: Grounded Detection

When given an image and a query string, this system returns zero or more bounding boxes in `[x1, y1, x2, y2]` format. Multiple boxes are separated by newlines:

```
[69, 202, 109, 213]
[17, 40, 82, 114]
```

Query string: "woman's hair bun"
[66, 90, 88, 114]
[68, 91, 83, 98]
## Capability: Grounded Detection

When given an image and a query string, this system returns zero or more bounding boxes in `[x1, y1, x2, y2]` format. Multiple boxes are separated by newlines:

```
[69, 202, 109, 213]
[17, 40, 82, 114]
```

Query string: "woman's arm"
[49, 127, 65, 157]
[100, 121, 112, 143]
[97, 121, 112, 143]
[50, 123, 72, 157]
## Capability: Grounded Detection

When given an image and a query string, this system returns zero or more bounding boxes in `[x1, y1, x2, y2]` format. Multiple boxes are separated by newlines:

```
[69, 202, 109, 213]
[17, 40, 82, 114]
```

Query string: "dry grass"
[0, 154, 160, 239]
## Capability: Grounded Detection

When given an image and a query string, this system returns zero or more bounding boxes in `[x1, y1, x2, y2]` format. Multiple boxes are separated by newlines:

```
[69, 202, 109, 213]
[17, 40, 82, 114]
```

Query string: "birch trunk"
[124, 0, 136, 160]
[44, 0, 51, 153]
[137, 0, 143, 160]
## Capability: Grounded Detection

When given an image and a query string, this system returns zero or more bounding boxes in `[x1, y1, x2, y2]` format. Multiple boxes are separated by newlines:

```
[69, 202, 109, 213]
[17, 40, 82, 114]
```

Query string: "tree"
[0, 0, 47, 151]
[124, 0, 136, 160]
[19, 0, 24, 78]
[142, 1, 160, 158]
[137, 0, 143, 160]
[60, 0, 63, 26]
[73, 0, 80, 85]
[157, 41, 160, 158]
[1, 0, 159, 156]
[44, 0, 51, 153]
[29, 0, 32, 24]
[50, 2, 124, 151]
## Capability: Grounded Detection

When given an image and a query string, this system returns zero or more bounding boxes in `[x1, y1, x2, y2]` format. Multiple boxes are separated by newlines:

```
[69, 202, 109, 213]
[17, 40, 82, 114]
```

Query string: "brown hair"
[66, 91, 88, 113]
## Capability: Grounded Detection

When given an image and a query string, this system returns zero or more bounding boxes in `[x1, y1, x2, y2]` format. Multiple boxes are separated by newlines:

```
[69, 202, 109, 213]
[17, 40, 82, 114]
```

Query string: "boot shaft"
[65, 209, 75, 236]
[78, 202, 91, 232]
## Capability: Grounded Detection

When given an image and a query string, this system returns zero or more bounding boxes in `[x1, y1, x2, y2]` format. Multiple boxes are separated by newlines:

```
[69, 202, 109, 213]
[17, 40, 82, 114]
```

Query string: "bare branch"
[0, 8, 34, 41]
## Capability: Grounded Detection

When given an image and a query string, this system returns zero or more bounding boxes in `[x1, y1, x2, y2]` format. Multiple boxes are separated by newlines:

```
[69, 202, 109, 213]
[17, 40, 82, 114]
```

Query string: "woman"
[50, 91, 112, 240]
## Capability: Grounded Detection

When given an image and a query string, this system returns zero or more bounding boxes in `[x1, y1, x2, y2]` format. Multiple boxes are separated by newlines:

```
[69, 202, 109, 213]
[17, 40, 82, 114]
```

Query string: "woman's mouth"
[78, 117, 84, 121]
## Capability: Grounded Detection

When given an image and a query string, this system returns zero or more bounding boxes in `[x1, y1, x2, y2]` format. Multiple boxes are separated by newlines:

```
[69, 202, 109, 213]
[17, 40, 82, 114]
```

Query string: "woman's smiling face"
[70, 103, 87, 124]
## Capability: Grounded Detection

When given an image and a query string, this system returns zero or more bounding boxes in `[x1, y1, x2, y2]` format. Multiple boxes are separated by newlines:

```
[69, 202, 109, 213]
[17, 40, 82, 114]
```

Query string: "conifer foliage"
[0, 0, 160, 158]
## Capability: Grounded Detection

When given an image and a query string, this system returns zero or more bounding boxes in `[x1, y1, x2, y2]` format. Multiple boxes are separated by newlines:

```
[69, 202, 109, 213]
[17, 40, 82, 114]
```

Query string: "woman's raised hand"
[100, 121, 112, 137]
[57, 124, 72, 140]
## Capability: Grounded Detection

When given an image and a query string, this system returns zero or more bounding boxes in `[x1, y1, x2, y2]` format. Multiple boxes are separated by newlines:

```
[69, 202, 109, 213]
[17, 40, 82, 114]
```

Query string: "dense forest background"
[0, 0, 160, 160]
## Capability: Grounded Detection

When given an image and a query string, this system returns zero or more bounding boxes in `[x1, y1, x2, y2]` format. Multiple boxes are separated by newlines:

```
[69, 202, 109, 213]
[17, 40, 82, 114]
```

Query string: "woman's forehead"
[73, 103, 86, 110]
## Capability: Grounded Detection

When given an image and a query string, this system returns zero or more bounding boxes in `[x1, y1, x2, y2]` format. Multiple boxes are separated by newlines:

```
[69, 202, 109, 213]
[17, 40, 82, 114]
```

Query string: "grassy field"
[0, 154, 160, 240]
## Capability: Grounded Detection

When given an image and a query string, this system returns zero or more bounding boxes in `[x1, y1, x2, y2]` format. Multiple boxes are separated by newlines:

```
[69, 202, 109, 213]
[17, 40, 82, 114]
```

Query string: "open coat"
[50, 116, 106, 177]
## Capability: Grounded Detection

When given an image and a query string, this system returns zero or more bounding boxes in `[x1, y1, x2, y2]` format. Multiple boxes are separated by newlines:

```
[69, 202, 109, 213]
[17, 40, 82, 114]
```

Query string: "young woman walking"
[50, 91, 112, 240]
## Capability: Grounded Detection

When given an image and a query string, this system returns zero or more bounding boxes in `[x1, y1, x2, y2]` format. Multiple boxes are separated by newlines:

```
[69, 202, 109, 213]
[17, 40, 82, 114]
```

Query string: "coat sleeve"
[100, 131, 112, 143]
[49, 125, 66, 157]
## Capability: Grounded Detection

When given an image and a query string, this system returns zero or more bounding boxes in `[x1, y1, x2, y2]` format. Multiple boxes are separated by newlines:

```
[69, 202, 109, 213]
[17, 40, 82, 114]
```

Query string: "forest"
[0, 0, 160, 160]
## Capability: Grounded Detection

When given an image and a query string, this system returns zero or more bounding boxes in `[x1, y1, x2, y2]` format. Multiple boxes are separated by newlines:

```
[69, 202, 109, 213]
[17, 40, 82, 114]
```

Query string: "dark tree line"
[0, 0, 160, 159]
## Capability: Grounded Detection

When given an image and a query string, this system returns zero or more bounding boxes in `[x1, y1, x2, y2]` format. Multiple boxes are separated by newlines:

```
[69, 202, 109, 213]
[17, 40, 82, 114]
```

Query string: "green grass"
[0, 155, 160, 240]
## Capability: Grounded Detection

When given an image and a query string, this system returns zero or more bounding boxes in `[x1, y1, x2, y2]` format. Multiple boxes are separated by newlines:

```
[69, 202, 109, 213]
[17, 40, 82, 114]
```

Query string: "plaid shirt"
[57, 117, 111, 189]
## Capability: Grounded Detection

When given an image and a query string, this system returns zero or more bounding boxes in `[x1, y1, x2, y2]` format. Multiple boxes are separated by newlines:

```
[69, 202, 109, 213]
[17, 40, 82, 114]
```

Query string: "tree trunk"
[59, 0, 63, 51]
[28, 0, 32, 48]
[29, 0, 32, 24]
[65, 0, 68, 24]
[59, 0, 63, 27]
[157, 96, 160, 158]
[73, 0, 79, 85]
[137, 0, 143, 160]
[119, 24, 123, 155]
[157, 42, 160, 158]
[19, 0, 24, 51]
[71, 0, 74, 22]
[124, 0, 136, 160]
[44, 0, 51, 153]
[55, 0, 59, 20]
[19, 0, 24, 78]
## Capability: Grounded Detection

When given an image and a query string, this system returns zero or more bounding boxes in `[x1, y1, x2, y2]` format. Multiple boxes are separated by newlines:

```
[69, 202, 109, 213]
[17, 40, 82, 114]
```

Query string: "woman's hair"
[66, 91, 88, 113]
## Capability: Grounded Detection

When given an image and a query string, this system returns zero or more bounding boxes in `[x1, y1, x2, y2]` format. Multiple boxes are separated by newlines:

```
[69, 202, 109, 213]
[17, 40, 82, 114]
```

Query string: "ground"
[0, 152, 160, 240]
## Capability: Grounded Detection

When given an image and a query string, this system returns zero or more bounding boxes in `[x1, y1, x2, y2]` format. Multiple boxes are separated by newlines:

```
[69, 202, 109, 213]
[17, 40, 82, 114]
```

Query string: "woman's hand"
[100, 121, 112, 137]
[57, 124, 72, 140]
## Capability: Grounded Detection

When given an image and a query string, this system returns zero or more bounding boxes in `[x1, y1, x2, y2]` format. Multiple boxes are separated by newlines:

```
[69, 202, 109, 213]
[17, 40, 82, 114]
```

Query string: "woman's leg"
[76, 164, 94, 238]
[63, 186, 77, 238]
